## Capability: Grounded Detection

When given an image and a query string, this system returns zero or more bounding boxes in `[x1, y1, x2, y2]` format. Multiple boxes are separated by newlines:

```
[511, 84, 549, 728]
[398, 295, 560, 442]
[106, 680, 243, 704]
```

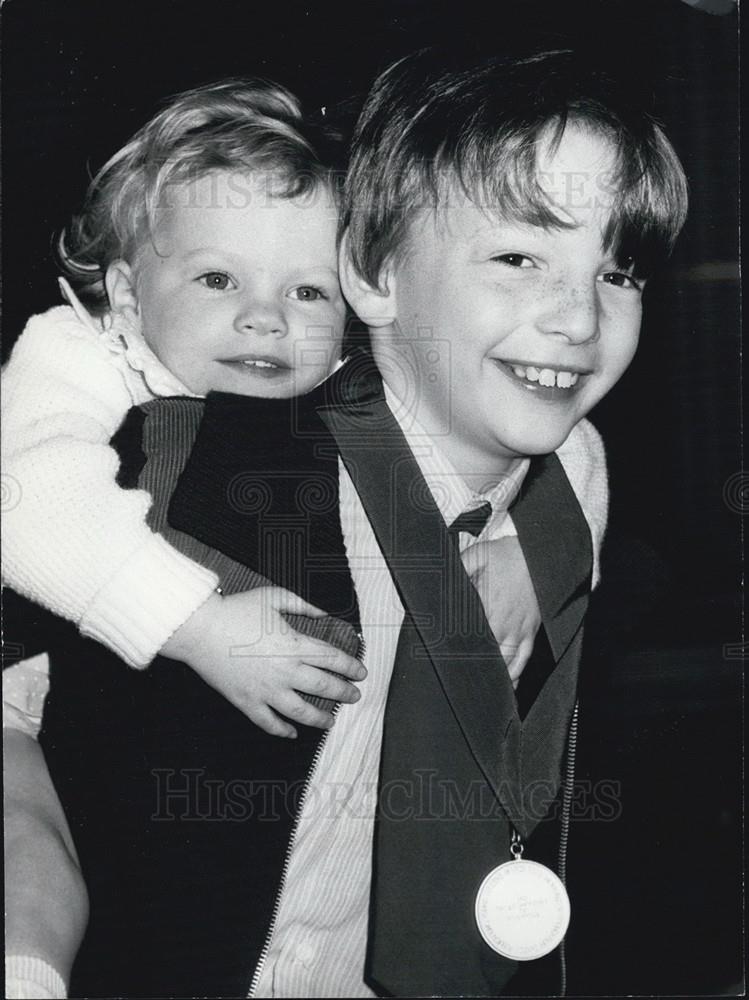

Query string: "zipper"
[247, 629, 366, 996]
[557, 699, 579, 998]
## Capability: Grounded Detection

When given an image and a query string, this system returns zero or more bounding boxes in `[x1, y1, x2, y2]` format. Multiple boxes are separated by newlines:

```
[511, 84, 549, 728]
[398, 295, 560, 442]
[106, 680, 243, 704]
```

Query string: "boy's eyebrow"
[466, 219, 572, 246]
[469, 218, 547, 237]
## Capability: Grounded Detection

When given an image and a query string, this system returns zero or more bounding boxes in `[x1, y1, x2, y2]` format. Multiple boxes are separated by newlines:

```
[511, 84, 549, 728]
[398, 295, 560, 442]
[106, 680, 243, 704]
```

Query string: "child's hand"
[161, 588, 366, 739]
[460, 537, 541, 689]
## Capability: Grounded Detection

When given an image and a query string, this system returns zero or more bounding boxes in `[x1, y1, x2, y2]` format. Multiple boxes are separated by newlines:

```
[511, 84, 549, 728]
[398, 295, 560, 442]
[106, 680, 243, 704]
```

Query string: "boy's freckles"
[373, 125, 642, 488]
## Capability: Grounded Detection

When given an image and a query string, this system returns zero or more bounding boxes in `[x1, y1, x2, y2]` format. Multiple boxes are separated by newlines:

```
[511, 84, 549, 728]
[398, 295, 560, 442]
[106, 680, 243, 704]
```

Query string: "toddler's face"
[377, 125, 643, 483]
[128, 171, 344, 397]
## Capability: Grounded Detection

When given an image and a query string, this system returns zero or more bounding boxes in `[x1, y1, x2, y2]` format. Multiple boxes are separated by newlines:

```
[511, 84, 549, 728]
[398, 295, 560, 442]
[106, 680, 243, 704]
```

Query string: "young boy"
[4, 47, 687, 998]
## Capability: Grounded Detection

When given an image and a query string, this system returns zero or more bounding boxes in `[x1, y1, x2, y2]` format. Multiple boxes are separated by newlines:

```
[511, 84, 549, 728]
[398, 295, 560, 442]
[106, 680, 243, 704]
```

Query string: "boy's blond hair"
[343, 48, 688, 288]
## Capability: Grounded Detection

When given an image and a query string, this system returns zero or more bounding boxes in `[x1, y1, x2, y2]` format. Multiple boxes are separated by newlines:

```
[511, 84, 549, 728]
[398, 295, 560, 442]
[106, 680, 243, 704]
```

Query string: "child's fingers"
[263, 587, 330, 619]
[274, 692, 336, 731]
[503, 635, 535, 685]
[459, 541, 493, 579]
[460, 536, 520, 575]
[300, 642, 367, 681]
[250, 705, 298, 740]
[294, 665, 363, 705]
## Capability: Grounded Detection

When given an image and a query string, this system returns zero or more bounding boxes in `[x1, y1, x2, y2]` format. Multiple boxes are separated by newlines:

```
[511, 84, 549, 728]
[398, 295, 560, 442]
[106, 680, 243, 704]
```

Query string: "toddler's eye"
[289, 286, 328, 302]
[600, 271, 643, 291]
[491, 253, 534, 268]
[198, 272, 234, 291]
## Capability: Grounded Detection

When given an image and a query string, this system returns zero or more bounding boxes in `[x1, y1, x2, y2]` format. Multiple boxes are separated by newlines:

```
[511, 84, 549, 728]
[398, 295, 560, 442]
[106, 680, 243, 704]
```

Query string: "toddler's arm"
[4, 723, 87, 999]
[460, 422, 608, 687]
[2, 307, 218, 668]
[162, 588, 366, 739]
[461, 537, 539, 688]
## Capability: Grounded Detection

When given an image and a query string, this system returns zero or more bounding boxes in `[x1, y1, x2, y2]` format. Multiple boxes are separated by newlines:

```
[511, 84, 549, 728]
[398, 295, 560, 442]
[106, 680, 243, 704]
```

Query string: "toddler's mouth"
[218, 355, 291, 377]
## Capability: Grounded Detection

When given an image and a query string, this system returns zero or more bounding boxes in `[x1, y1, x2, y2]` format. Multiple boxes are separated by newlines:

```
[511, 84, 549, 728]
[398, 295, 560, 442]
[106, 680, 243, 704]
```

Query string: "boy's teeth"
[242, 359, 277, 368]
[509, 364, 579, 389]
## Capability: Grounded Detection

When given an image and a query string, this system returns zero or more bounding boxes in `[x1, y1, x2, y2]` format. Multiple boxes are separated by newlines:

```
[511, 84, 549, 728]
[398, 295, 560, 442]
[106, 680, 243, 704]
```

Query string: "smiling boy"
[342, 127, 644, 486]
[324, 46, 688, 996]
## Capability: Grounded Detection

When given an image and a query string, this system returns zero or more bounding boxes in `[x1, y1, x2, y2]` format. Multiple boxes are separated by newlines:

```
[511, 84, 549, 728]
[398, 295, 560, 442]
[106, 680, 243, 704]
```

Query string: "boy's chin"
[496, 424, 577, 459]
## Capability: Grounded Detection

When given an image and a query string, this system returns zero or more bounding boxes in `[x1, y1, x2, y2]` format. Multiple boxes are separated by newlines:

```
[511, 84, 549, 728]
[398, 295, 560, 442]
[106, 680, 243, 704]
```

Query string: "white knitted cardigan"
[2, 285, 217, 668]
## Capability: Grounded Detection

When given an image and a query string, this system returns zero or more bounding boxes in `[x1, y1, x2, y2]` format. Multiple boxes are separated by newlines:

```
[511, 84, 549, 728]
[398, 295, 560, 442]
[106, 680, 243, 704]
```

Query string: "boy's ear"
[338, 231, 396, 329]
[105, 261, 140, 321]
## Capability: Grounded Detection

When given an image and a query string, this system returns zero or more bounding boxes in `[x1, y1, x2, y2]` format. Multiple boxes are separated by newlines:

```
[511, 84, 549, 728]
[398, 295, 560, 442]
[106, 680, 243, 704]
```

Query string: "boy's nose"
[234, 301, 287, 337]
[538, 283, 600, 345]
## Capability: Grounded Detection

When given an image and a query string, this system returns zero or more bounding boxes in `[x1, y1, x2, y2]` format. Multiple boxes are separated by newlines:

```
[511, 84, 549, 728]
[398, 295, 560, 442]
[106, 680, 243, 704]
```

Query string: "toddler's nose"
[234, 300, 287, 337]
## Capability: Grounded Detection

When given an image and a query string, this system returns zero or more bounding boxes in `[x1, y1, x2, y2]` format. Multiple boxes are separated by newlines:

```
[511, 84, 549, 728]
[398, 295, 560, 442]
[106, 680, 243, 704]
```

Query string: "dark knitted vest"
[37, 387, 361, 998]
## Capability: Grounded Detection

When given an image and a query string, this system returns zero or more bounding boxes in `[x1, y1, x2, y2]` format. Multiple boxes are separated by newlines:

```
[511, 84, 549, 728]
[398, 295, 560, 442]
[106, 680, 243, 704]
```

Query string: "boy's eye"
[289, 285, 328, 302]
[490, 253, 534, 268]
[198, 272, 234, 291]
[599, 271, 643, 292]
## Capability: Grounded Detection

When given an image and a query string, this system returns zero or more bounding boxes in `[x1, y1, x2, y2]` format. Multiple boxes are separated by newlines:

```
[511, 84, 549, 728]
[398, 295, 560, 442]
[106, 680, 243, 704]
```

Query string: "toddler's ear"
[338, 231, 396, 329]
[105, 261, 140, 322]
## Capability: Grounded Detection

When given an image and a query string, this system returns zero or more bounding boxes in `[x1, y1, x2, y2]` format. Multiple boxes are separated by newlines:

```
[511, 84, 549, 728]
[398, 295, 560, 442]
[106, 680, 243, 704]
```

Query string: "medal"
[474, 832, 571, 961]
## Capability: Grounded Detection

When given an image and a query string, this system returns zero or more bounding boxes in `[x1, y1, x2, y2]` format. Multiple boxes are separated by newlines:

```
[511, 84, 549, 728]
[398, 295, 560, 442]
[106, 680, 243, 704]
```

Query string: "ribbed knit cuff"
[80, 534, 218, 667]
[5, 955, 66, 998]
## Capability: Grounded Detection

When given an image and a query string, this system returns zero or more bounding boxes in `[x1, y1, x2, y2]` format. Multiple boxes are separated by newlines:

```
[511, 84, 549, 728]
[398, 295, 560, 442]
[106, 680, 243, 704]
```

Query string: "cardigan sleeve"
[5, 955, 67, 999]
[1, 307, 218, 668]
[555, 417, 609, 589]
[4, 955, 67, 999]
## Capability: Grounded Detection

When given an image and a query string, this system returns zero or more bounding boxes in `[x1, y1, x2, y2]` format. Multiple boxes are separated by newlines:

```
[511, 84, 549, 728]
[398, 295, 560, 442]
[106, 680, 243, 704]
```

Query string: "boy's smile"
[116, 171, 345, 398]
[369, 125, 643, 487]
[490, 359, 589, 397]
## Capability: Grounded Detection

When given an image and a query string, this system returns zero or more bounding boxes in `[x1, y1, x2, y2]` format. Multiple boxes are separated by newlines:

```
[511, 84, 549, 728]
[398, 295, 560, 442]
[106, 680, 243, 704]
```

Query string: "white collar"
[58, 277, 195, 398]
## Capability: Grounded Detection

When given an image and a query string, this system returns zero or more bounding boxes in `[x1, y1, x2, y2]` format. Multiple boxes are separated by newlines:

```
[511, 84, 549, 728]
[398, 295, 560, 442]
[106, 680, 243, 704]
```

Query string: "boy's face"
[128, 171, 344, 397]
[370, 126, 643, 484]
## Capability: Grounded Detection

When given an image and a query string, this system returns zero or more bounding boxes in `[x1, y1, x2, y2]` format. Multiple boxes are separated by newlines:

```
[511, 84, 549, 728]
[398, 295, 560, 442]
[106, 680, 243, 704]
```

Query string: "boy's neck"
[381, 381, 526, 494]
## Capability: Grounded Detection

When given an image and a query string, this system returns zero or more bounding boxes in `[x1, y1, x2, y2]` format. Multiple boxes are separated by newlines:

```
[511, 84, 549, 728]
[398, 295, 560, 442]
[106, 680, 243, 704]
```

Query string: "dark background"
[1, 0, 742, 995]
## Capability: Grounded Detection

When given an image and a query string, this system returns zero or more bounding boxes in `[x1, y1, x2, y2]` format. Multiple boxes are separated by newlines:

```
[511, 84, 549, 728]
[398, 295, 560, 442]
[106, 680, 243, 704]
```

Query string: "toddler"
[2, 78, 365, 740]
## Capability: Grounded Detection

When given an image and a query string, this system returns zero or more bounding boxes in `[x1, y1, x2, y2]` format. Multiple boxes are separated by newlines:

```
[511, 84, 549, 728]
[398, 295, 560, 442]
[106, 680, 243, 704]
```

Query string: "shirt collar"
[382, 383, 529, 534]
